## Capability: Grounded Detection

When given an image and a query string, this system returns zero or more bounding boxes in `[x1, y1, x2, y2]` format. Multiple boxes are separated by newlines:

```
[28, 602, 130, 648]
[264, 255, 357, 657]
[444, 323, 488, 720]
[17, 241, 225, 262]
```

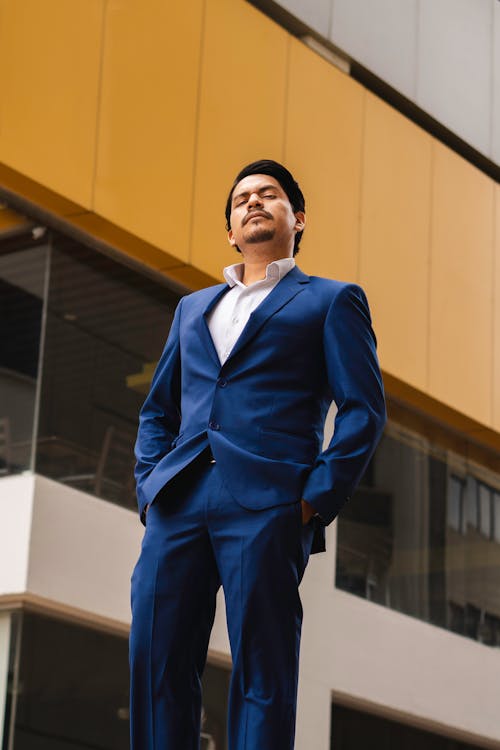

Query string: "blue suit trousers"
[129, 454, 315, 749]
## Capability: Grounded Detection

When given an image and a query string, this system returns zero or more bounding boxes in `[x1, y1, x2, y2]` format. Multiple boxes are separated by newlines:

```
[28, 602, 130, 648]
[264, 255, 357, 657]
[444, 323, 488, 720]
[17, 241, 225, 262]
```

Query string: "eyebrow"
[232, 184, 279, 204]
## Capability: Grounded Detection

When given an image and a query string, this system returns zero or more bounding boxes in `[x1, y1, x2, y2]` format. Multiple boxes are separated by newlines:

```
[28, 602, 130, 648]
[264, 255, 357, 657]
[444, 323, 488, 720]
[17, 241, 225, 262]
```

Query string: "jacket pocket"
[259, 427, 317, 463]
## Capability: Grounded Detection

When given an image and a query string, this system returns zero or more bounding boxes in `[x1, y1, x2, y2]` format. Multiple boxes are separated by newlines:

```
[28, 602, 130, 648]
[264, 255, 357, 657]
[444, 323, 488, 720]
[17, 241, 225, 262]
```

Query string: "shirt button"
[208, 420, 220, 431]
[232, 317, 239, 324]
[217, 378, 227, 388]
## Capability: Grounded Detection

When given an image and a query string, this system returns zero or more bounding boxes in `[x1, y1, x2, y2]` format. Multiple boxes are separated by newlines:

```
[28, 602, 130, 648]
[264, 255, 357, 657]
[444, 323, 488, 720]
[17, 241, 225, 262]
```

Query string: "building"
[0, 0, 499, 747]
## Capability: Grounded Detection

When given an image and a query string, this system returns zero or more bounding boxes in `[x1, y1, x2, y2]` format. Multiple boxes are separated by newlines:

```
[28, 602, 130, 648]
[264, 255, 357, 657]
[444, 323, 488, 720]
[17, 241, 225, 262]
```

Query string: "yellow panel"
[94, 0, 204, 263]
[359, 93, 432, 391]
[0, 162, 85, 217]
[285, 38, 363, 282]
[0, 0, 103, 207]
[0, 205, 29, 234]
[494, 185, 500, 432]
[429, 142, 494, 427]
[190, 0, 289, 278]
[69, 212, 182, 272]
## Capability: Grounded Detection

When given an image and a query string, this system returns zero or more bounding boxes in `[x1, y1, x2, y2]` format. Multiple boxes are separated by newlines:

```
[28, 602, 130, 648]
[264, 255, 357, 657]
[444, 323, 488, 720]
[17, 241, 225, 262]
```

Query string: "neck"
[240, 248, 293, 286]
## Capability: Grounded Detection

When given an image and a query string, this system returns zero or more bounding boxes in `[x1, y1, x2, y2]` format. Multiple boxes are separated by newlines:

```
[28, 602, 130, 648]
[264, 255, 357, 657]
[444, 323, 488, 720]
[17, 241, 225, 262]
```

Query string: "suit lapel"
[224, 266, 310, 365]
[196, 284, 229, 368]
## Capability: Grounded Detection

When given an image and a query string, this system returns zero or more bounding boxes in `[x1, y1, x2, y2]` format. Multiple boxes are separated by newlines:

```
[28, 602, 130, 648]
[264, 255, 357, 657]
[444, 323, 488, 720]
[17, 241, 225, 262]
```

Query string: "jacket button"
[208, 420, 220, 431]
[217, 378, 227, 388]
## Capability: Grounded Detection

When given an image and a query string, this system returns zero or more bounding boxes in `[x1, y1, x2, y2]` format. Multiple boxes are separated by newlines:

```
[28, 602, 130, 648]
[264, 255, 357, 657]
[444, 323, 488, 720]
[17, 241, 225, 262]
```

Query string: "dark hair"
[225, 159, 305, 256]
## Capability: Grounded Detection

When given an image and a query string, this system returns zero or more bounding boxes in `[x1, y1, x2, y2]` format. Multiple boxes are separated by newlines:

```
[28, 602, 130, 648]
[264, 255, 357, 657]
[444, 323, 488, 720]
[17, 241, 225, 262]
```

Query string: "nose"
[247, 192, 263, 209]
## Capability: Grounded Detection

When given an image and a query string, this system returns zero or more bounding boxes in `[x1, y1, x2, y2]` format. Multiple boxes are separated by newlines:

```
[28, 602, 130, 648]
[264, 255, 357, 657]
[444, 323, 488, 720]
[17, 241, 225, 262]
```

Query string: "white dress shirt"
[207, 257, 295, 365]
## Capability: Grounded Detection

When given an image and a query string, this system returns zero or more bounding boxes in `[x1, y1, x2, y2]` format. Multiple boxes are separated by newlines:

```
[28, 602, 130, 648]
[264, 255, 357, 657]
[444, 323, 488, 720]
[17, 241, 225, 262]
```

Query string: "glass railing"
[0, 243, 49, 475]
[0, 227, 180, 511]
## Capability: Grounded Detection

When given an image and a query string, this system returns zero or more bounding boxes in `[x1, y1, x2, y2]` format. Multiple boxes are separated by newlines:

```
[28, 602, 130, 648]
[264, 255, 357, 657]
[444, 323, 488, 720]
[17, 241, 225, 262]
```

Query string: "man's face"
[228, 174, 304, 254]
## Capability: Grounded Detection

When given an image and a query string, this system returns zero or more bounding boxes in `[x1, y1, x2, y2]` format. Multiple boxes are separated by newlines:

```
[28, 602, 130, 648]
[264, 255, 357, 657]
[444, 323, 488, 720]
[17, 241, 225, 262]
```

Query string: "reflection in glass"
[201, 663, 231, 750]
[336, 423, 500, 646]
[447, 476, 464, 533]
[11, 612, 130, 749]
[0, 245, 48, 474]
[331, 702, 483, 749]
[494, 493, 500, 544]
[1, 612, 19, 750]
[463, 476, 478, 530]
[4, 612, 230, 750]
[0, 233, 181, 509]
[478, 483, 491, 537]
[35, 237, 180, 510]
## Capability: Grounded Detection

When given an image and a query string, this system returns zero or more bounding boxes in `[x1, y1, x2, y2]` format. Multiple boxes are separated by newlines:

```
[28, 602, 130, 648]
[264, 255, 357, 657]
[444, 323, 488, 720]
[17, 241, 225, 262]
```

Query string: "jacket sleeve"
[302, 284, 386, 524]
[134, 297, 183, 521]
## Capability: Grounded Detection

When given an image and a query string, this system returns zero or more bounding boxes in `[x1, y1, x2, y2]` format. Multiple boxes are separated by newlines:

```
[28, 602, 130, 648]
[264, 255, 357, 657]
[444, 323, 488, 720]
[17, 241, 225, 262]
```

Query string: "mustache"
[242, 210, 273, 226]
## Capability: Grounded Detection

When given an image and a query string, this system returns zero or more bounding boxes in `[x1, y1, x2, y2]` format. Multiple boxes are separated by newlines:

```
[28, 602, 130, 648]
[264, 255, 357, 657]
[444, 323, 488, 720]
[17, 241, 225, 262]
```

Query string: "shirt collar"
[223, 257, 295, 288]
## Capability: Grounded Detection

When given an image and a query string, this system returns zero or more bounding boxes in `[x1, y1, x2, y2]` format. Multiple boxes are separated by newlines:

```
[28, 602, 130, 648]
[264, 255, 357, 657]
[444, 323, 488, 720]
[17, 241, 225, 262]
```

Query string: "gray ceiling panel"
[330, 0, 418, 97]
[272, 0, 331, 36]
[492, 0, 500, 164]
[416, 0, 492, 157]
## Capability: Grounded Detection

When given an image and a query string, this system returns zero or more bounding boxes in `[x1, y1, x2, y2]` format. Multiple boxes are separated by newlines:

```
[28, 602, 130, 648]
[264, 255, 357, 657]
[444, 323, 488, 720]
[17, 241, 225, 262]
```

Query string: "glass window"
[0, 244, 48, 474]
[464, 603, 481, 640]
[336, 423, 500, 645]
[34, 236, 180, 510]
[10, 612, 130, 749]
[331, 702, 485, 749]
[0, 226, 182, 511]
[3, 612, 230, 750]
[201, 663, 231, 750]
[448, 476, 464, 532]
[478, 483, 491, 537]
[480, 613, 500, 647]
[448, 601, 465, 635]
[463, 476, 478, 531]
[494, 492, 500, 543]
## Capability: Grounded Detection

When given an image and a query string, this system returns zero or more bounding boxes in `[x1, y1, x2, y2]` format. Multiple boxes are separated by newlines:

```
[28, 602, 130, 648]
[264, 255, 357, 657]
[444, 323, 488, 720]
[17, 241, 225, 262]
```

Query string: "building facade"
[0, 1, 499, 748]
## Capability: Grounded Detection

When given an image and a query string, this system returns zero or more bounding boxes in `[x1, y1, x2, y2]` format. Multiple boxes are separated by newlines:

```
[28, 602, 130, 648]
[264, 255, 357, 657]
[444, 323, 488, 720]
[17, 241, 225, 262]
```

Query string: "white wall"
[27, 475, 143, 625]
[0, 474, 34, 594]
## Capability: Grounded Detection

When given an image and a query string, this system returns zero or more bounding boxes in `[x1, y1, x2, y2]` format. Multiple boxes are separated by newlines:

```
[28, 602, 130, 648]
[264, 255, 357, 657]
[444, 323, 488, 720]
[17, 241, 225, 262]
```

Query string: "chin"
[244, 229, 275, 244]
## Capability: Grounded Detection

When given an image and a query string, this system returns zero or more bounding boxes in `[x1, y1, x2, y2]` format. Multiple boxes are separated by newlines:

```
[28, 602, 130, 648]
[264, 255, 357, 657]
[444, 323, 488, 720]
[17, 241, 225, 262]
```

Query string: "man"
[130, 160, 386, 749]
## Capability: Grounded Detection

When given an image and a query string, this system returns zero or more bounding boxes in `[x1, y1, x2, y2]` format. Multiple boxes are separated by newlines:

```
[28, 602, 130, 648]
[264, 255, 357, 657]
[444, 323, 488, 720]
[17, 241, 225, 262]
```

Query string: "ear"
[294, 211, 306, 232]
[228, 229, 237, 247]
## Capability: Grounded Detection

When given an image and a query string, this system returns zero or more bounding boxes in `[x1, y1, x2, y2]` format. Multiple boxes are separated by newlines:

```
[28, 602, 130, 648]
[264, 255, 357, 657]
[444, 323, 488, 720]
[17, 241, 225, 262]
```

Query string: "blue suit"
[130, 266, 386, 748]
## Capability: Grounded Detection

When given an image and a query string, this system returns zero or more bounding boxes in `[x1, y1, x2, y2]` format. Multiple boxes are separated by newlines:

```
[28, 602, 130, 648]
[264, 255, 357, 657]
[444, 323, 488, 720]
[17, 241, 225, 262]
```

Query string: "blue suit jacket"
[134, 266, 386, 553]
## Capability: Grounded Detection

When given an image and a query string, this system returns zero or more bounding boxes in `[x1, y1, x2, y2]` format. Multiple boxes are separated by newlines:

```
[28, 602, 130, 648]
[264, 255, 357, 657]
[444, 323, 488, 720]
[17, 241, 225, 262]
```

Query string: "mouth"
[243, 211, 271, 225]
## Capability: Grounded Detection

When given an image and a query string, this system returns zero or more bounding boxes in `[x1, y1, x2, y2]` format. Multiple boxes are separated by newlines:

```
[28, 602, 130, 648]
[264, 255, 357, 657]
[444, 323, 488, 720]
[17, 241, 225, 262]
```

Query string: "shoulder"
[178, 282, 227, 309]
[305, 275, 367, 303]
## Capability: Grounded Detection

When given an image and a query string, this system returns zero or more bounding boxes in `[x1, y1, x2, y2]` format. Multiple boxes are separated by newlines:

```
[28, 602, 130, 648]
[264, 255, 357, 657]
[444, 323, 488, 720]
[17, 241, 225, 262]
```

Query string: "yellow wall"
[285, 38, 364, 283]
[0, 204, 29, 234]
[0, 0, 498, 432]
[428, 143, 494, 427]
[358, 93, 432, 394]
[0, 0, 103, 207]
[94, 0, 204, 261]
